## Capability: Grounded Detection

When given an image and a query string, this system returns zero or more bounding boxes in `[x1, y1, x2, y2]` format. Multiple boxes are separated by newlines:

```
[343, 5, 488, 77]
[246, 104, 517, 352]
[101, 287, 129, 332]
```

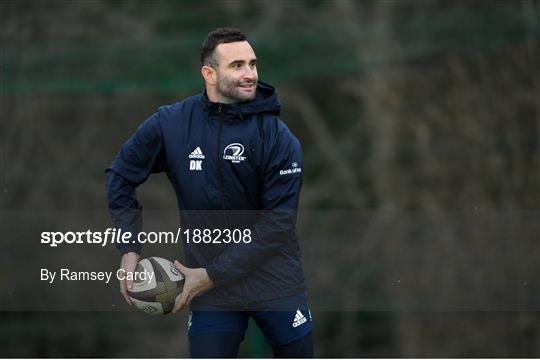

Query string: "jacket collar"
[200, 81, 281, 121]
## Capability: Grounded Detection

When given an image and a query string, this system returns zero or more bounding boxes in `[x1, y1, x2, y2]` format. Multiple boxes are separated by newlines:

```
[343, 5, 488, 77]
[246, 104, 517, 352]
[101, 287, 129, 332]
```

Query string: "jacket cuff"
[116, 242, 142, 256]
[205, 264, 225, 288]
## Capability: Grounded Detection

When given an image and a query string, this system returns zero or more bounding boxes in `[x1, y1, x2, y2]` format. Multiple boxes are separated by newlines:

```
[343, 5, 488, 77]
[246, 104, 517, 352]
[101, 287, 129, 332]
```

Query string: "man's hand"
[119, 252, 141, 306]
[172, 260, 214, 313]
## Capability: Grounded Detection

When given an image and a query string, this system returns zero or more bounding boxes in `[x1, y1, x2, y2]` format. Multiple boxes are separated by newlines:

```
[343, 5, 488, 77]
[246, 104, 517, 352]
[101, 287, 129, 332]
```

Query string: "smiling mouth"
[239, 83, 255, 90]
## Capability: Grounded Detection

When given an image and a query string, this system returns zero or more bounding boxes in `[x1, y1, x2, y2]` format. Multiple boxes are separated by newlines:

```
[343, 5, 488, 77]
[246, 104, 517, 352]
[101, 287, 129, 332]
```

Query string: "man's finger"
[184, 292, 194, 307]
[173, 260, 189, 275]
[172, 292, 187, 313]
[120, 280, 133, 306]
[122, 292, 133, 306]
[175, 289, 191, 313]
[126, 278, 133, 290]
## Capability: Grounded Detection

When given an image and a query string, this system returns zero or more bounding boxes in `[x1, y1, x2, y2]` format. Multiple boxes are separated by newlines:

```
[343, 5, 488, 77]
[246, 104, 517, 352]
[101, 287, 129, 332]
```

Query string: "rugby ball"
[127, 257, 184, 315]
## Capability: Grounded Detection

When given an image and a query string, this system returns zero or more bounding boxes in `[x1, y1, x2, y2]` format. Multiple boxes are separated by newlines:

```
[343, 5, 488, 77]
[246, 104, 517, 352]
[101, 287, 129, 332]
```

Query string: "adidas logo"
[189, 147, 205, 159]
[292, 309, 307, 328]
[189, 147, 204, 171]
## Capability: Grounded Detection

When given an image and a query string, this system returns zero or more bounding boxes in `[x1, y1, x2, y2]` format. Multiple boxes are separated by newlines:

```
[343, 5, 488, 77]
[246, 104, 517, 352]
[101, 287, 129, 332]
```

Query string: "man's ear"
[201, 65, 216, 86]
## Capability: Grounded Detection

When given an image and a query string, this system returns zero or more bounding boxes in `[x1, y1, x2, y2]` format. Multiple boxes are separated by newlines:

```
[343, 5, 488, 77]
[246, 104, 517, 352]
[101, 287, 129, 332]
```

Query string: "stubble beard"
[216, 75, 257, 104]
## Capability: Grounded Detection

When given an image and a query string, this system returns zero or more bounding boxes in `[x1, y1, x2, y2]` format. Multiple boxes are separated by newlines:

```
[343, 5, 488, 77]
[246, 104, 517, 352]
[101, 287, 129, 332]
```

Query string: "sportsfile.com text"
[40, 228, 252, 247]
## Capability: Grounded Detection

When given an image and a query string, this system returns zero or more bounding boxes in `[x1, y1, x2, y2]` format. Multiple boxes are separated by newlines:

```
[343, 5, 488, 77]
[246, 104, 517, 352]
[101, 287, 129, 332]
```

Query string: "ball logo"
[223, 143, 246, 163]
[142, 305, 158, 314]
[169, 264, 179, 276]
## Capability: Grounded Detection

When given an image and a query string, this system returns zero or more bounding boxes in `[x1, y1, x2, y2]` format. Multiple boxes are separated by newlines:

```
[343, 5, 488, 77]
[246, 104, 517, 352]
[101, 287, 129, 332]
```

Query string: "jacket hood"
[201, 81, 281, 119]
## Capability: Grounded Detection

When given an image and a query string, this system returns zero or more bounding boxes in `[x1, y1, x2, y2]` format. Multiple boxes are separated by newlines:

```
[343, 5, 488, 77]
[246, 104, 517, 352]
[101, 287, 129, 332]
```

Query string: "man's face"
[213, 41, 258, 103]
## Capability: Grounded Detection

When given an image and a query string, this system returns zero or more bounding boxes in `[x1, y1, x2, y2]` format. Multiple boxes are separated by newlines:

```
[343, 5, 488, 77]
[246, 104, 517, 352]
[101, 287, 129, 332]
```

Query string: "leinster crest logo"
[223, 143, 246, 163]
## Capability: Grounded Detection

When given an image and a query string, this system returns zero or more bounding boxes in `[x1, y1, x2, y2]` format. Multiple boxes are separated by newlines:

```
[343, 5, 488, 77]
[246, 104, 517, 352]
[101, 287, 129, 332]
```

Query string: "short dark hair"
[200, 27, 247, 68]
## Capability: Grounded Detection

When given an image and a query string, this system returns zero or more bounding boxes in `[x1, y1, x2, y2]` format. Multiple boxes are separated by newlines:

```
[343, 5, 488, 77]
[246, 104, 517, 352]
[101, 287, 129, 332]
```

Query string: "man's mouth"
[239, 83, 256, 90]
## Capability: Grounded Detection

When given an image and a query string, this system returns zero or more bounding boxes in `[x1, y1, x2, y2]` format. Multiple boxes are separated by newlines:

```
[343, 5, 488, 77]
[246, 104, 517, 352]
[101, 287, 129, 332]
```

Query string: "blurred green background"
[1, 0, 540, 357]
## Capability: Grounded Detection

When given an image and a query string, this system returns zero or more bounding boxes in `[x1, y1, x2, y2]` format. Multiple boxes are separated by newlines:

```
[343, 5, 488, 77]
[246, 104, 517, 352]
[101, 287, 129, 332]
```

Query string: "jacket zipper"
[216, 104, 227, 225]
[216, 104, 248, 308]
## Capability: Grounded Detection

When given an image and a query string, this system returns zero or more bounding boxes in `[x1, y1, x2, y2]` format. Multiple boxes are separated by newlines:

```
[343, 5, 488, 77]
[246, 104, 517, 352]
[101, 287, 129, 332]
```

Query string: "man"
[106, 27, 314, 358]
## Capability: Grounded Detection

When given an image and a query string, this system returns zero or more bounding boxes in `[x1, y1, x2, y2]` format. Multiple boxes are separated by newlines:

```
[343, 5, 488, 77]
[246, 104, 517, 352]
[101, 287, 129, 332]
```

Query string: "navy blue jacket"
[106, 82, 307, 307]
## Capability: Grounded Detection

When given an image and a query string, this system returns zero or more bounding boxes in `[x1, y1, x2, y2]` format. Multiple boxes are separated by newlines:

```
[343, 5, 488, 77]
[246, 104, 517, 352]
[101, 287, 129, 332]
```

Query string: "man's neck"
[206, 87, 235, 104]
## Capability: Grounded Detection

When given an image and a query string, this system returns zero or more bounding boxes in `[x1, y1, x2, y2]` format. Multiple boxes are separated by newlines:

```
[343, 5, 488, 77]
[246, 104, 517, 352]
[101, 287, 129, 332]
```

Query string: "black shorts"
[188, 292, 313, 346]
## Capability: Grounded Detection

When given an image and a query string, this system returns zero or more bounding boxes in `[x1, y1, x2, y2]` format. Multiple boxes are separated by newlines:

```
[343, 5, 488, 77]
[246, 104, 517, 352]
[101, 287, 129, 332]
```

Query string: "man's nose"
[243, 66, 257, 80]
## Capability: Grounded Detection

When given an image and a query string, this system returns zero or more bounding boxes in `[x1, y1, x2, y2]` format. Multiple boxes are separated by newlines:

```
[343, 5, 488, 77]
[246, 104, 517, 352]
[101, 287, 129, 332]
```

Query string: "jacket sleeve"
[205, 120, 303, 287]
[105, 111, 167, 255]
